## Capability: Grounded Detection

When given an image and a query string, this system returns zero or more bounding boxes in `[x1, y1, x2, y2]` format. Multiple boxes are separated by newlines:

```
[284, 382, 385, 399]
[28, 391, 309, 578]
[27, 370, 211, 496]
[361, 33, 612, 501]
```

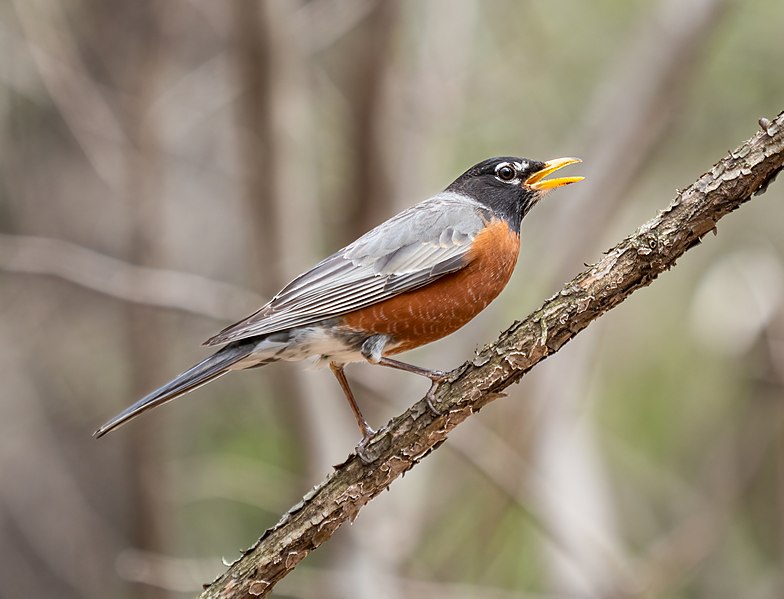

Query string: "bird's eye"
[496, 164, 516, 181]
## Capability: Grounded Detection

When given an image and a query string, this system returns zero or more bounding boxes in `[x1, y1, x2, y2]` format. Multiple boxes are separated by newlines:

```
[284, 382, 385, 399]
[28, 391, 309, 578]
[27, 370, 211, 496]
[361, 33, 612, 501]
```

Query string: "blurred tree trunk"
[118, 4, 169, 598]
[230, 0, 317, 469]
[231, 5, 406, 596]
[333, 0, 397, 244]
[327, 5, 405, 598]
[231, 1, 282, 294]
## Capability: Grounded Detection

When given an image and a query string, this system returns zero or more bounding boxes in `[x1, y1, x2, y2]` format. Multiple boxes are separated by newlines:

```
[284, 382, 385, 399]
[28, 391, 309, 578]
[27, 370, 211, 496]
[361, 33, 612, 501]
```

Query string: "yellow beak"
[525, 157, 584, 191]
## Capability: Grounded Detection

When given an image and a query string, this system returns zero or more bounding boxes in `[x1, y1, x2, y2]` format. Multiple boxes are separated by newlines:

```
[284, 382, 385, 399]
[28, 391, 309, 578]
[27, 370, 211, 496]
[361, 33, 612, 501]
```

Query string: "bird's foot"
[426, 369, 447, 382]
[424, 370, 447, 416]
[355, 427, 378, 464]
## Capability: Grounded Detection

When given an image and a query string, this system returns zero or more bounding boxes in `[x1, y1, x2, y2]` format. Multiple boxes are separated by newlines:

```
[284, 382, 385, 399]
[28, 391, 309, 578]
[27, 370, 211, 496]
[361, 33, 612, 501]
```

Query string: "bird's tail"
[94, 341, 267, 438]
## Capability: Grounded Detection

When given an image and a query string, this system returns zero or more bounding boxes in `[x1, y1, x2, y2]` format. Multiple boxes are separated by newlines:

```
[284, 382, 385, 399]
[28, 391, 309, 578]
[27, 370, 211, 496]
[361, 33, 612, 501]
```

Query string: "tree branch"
[199, 113, 784, 599]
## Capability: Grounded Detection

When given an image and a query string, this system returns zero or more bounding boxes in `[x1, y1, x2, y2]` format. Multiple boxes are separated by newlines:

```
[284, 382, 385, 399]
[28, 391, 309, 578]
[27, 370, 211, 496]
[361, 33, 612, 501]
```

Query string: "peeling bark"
[199, 112, 784, 599]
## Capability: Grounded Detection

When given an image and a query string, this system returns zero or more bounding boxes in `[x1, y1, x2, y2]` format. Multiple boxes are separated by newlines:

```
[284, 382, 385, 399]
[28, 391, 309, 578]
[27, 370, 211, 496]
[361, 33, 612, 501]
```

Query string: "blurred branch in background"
[0, 233, 262, 320]
[199, 112, 784, 599]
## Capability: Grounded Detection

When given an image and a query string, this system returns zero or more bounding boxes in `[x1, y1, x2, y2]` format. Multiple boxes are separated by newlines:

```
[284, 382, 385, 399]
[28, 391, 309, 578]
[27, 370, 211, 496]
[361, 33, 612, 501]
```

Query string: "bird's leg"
[374, 356, 446, 381]
[360, 336, 447, 415]
[373, 357, 447, 416]
[329, 362, 376, 460]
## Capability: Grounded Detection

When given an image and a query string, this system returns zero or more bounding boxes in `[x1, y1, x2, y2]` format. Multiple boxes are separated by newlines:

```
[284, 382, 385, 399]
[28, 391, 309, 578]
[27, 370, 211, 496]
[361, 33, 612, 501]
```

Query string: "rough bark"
[199, 112, 784, 599]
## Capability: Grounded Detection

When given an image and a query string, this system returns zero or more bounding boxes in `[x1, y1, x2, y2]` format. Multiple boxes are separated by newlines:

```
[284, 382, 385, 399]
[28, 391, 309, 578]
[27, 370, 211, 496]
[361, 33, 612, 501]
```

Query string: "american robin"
[95, 156, 582, 450]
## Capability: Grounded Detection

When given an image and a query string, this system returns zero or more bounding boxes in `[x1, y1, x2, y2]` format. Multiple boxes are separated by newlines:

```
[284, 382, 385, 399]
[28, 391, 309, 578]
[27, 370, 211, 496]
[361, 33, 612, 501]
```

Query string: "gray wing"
[205, 192, 489, 345]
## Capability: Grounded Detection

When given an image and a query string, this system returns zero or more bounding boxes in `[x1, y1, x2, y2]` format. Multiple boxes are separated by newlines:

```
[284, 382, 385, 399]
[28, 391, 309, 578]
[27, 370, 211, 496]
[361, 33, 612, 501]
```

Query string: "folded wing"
[205, 193, 489, 345]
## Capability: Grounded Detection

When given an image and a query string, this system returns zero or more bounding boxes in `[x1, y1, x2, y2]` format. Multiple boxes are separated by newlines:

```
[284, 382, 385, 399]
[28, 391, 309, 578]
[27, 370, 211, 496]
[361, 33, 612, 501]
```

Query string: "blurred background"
[1, 0, 783, 598]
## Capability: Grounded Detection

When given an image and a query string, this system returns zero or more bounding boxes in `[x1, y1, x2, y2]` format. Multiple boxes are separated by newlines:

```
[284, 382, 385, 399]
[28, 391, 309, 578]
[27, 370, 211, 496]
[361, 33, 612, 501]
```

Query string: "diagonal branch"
[199, 112, 784, 599]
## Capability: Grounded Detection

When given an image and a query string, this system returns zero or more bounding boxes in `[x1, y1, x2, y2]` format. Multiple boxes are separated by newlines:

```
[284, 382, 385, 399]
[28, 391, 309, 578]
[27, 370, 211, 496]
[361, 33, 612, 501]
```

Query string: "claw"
[355, 442, 373, 464]
[355, 428, 378, 464]
[425, 380, 445, 416]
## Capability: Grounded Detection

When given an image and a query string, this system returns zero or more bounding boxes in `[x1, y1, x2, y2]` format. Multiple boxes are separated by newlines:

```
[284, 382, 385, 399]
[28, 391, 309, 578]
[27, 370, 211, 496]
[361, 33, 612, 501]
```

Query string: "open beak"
[525, 157, 584, 191]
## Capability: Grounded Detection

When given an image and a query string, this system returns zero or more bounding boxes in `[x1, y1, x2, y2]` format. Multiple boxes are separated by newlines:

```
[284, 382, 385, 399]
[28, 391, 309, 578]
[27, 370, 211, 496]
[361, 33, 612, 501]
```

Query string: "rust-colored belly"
[340, 219, 520, 354]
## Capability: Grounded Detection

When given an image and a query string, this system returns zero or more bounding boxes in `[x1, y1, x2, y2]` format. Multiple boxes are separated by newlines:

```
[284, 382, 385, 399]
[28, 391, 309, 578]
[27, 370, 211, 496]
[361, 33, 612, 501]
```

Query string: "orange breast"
[340, 219, 520, 354]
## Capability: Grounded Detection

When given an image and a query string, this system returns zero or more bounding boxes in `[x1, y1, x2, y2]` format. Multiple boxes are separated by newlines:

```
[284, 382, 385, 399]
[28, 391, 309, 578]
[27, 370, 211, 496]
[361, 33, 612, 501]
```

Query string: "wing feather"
[205, 193, 489, 345]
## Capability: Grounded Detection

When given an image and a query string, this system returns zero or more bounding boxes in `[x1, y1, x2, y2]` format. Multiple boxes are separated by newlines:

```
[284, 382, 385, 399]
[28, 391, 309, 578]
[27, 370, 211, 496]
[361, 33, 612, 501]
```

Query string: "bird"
[95, 156, 583, 452]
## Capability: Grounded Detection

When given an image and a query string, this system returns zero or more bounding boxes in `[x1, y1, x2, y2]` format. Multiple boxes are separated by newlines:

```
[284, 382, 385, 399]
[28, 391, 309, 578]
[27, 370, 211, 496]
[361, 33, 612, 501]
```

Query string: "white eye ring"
[495, 163, 517, 182]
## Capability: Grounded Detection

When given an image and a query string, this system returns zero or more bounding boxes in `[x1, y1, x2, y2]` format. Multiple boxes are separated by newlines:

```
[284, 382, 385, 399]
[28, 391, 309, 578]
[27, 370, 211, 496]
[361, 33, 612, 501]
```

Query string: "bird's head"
[446, 156, 584, 231]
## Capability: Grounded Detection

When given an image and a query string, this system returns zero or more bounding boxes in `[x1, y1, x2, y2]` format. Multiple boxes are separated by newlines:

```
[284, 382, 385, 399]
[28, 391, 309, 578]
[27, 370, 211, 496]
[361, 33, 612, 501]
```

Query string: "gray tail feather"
[94, 342, 264, 438]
